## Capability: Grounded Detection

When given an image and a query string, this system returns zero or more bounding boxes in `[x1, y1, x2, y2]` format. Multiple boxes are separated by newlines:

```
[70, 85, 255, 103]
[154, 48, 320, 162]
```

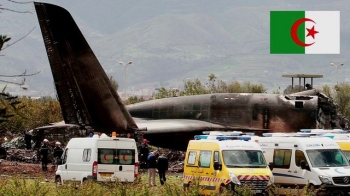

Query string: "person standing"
[157, 153, 168, 185]
[53, 141, 63, 167]
[147, 151, 158, 187]
[40, 139, 49, 171]
[24, 130, 32, 150]
[140, 139, 150, 168]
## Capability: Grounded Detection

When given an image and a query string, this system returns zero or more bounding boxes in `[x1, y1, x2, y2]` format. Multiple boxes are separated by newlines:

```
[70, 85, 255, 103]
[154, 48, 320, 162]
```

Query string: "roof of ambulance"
[255, 136, 334, 142]
[189, 139, 262, 150]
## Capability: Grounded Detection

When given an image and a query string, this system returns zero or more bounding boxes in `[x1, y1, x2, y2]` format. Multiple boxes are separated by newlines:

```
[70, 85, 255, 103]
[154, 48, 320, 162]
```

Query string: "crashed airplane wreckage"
[34, 2, 348, 150]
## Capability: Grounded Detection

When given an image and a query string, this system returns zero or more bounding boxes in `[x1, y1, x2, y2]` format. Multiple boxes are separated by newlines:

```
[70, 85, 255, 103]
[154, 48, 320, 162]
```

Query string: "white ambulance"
[252, 136, 350, 195]
[55, 134, 139, 185]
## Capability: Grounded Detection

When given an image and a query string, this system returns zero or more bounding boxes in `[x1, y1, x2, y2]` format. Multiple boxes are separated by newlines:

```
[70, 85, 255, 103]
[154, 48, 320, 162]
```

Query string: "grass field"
[0, 173, 325, 196]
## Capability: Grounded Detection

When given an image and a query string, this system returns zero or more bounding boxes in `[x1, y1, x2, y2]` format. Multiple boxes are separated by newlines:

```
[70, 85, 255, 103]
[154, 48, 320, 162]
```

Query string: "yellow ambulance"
[183, 136, 274, 195]
[323, 134, 350, 160]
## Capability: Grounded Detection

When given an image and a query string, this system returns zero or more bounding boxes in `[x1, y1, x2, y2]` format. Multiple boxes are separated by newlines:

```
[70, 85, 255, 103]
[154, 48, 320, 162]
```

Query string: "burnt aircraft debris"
[31, 121, 83, 149]
[128, 90, 348, 149]
[5, 149, 38, 163]
[34, 2, 349, 151]
[1, 136, 59, 164]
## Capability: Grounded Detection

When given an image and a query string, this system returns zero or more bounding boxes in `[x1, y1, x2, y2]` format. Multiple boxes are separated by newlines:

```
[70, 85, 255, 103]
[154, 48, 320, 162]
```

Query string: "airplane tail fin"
[34, 2, 138, 133]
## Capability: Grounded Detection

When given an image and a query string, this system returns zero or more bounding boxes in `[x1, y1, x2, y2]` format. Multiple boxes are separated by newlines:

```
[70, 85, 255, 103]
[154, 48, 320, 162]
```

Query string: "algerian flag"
[270, 11, 340, 54]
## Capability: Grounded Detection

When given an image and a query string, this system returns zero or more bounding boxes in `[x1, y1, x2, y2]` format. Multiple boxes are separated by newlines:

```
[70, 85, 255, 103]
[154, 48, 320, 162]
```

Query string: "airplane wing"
[133, 118, 270, 134]
[34, 121, 79, 130]
[134, 118, 226, 134]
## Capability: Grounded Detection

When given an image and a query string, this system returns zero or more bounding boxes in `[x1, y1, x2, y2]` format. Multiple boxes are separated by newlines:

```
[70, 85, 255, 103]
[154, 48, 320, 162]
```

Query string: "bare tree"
[0, 0, 32, 14]
[0, 0, 39, 123]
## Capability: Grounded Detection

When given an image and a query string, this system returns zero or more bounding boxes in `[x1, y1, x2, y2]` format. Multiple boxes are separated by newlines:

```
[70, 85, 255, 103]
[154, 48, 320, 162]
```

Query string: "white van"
[252, 136, 350, 195]
[55, 135, 139, 184]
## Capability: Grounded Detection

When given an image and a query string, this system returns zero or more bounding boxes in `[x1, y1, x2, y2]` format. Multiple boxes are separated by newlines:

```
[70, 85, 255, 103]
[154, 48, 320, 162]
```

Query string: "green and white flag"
[270, 11, 340, 54]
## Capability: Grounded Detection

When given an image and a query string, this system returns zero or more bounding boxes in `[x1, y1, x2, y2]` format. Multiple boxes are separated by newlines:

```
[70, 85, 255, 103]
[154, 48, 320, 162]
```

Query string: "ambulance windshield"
[222, 150, 267, 168]
[306, 149, 349, 167]
[343, 151, 350, 161]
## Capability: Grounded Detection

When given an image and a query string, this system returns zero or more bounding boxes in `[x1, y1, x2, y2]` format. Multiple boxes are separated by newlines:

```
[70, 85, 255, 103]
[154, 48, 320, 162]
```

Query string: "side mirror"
[300, 160, 309, 170]
[268, 162, 273, 171]
[214, 161, 222, 171]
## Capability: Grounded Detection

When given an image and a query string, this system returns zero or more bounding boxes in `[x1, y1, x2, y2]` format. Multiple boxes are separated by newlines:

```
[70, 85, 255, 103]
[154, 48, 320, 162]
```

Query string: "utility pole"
[330, 63, 344, 85]
[119, 61, 132, 100]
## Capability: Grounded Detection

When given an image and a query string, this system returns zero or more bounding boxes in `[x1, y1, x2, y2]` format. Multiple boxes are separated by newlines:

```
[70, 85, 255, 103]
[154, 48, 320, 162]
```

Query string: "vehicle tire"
[219, 184, 225, 195]
[184, 181, 193, 192]
[82, 178, 88, 184]
[219, 183, 235, 195]
[55, 176, 62, 187]
[307, 184, 317, 196]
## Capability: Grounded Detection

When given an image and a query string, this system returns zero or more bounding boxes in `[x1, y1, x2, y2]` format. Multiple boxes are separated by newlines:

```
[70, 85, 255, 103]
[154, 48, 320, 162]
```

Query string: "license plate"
[254, 190, 262, 193]
[100, 173, 112, 177]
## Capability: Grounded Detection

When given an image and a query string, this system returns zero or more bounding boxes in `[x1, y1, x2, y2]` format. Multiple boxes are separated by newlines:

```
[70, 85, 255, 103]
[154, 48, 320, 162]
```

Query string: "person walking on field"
[157, 153, 168, 185]
[40, 139, 49, 171]
[147, 151, 158, 187]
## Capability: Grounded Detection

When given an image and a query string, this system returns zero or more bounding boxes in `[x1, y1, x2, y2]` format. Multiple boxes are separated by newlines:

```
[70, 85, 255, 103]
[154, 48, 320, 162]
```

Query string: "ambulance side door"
[198, 150, 214, 190]
[60, 148, 69, 181]
[186, 150, 200, 180]
[290, 149, 309, 186]
[272, 148, 293, 187]
[212, 151, 222, 189]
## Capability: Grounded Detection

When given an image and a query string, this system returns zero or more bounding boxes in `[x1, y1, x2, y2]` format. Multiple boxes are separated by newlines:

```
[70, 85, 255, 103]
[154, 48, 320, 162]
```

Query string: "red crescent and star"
[123, 154, 127, 161]
[104, 154, 108, 161]
[103, 154, 127, 162]
[290, 17, 319, 47]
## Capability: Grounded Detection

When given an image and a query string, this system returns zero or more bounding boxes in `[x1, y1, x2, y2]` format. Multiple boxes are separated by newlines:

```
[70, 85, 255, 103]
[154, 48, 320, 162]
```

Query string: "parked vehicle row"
[54, 129, 350, 196]
[185, 130, 350, 195]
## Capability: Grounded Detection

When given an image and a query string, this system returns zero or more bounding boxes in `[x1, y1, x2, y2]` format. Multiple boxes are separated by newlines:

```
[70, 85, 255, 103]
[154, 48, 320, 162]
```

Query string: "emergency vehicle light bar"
[300, 129, 347, 134]
[202, 131, 257, 136]
[262, 133, 290, 137]
[194, 135, 253, 141]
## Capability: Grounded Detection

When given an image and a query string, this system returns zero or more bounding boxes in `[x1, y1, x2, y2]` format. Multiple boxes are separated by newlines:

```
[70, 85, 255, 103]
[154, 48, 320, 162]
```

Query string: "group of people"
[39, 139, 64, 171]
[139, 139, 169, 187]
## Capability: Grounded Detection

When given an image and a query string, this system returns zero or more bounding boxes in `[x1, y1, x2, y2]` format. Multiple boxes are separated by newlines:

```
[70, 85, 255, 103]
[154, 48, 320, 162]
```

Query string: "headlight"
[319, 175, 332, 184]
[229, 172, 241, 185]
[268, 171, 274, 185]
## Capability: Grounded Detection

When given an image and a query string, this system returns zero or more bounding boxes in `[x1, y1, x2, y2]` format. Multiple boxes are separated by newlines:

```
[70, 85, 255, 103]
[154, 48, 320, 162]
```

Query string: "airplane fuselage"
[127, 93, 318, 149]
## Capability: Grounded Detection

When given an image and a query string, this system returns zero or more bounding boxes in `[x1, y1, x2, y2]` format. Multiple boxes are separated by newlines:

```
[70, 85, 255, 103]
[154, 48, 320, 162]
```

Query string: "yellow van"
[183, 138, 274, 195]
[322, 134, 350, 160]
[334, 141, 350, 160]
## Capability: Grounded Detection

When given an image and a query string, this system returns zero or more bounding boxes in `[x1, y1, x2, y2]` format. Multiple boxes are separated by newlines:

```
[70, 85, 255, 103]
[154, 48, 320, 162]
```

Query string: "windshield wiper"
[225, 164, 246, 168]
[245, 165, 266, 168]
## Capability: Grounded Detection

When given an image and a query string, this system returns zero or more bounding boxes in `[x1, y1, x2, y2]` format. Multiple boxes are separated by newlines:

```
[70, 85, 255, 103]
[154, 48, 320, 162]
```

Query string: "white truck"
[55, 134, 139, 185]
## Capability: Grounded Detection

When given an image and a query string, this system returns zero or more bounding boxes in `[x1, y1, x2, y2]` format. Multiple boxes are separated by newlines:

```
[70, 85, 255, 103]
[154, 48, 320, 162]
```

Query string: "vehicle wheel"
[184, 181, 191, 192]
[220, 183, 234, 195]
[55, 176, 62, 186]
[82, 178, 88, 184]
[307, 184, 317, 196]
[219, 184, 226, 195]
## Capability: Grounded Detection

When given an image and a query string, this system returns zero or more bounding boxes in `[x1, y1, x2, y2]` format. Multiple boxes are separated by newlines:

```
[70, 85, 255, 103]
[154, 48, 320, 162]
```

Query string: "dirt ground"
[0, 160, 182, 181]
[0, 160, 56, 179]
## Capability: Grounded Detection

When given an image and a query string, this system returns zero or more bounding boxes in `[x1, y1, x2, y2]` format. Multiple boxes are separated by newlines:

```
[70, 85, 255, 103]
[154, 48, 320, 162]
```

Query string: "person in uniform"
[53, 141, 63, 167]
[40, 139, 49, 171]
